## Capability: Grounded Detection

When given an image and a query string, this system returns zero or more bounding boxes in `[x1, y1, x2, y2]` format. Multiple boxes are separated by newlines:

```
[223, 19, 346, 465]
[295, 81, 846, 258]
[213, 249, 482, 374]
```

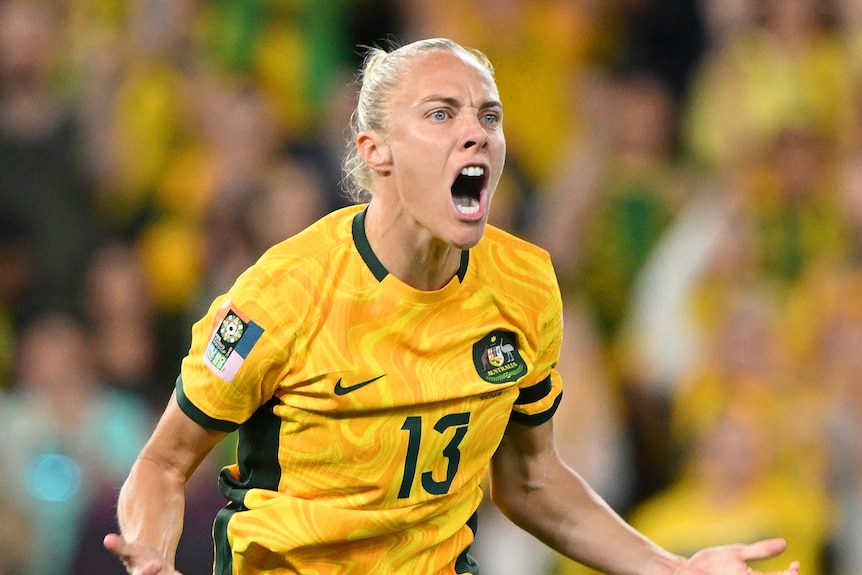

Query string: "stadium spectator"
[0, 312, 152, 575]
[0, 0, 102, 321]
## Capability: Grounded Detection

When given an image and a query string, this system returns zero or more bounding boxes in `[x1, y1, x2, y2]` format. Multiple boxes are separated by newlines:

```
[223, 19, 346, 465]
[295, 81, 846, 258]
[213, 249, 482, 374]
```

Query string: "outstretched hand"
[673, 538, 800, 575]
[103, 533, 183, 575]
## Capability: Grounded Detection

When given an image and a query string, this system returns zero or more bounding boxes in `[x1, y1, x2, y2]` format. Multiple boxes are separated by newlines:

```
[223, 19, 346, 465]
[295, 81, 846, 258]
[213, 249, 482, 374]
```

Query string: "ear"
[357, 130, 392, 173]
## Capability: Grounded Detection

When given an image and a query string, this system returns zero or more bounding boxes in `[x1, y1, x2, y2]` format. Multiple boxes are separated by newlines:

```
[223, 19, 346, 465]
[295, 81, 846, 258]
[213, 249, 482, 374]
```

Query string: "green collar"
[352, 208, 469, 283]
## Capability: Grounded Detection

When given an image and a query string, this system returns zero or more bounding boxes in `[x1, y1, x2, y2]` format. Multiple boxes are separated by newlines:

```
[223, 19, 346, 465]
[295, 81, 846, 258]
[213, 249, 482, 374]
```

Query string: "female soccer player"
[105, 38, 800, 575]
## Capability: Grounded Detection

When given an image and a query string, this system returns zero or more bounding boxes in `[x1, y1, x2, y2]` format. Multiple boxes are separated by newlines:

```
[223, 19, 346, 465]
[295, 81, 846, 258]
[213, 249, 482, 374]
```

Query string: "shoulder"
[234, 205, 364, 289]
[263, 205, 364, 271]
[472, 224, 558, 287]
[480, 223, 553, 258]
[220, 205, 368, 328]
[183, 206, 367, 399]
[470, 225, 562, 334]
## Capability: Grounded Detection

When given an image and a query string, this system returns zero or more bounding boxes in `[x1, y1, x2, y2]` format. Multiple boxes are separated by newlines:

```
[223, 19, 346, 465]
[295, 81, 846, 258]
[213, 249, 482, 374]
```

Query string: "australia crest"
[472, 330, 527, 384]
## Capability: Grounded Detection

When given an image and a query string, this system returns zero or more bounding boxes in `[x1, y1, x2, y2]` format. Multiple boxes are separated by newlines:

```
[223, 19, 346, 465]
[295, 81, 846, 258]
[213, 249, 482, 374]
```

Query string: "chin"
[450, 220, 488, 250]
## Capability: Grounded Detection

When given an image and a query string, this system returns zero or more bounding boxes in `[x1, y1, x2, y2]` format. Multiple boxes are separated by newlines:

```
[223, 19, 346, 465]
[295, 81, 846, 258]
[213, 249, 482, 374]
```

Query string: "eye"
[482, 112, 499, 125]
[430, 109, 450, 121]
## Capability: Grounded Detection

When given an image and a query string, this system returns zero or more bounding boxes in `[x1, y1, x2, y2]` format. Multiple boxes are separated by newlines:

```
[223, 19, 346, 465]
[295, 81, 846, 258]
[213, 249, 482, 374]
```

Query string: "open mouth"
[451, 165, 487, 216]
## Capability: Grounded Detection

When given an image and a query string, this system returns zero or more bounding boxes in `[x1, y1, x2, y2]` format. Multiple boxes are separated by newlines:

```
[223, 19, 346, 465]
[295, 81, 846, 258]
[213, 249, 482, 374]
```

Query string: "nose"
[462, 114, 488, 150]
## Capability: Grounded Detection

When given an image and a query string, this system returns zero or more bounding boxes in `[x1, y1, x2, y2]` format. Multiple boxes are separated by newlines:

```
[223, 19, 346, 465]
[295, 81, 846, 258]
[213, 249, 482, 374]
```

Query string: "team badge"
[472, 330, 527, 384]
[204, 302, 264, 382]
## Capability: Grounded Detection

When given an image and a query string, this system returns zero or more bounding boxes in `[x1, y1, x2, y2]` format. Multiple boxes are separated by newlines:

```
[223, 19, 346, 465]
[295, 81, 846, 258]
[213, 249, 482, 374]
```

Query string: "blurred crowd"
[2, 0, 862, 574]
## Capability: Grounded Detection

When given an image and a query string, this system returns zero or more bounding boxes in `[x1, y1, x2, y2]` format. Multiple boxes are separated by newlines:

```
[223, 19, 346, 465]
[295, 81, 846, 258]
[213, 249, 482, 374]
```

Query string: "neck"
[364, 201, 462, 291]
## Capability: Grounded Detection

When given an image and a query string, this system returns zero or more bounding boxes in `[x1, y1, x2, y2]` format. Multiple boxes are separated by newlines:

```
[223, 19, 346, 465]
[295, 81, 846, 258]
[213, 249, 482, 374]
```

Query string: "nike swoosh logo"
[334, 374, 385, 396]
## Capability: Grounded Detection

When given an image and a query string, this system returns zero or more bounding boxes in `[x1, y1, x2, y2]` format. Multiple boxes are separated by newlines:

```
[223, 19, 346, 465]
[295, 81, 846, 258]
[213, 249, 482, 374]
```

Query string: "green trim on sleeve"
[514, 375, 553, 405]
[509, 390, 562, 427]
[176, 375, 241, 433]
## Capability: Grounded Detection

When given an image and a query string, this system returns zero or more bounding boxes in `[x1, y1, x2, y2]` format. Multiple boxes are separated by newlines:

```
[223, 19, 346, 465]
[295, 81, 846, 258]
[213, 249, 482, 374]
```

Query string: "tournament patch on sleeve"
[204, 302, 265, 383]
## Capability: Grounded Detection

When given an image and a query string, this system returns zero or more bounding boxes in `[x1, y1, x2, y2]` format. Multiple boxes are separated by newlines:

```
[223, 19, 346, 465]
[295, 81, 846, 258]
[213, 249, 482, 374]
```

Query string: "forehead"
[391, 49, 500, 107]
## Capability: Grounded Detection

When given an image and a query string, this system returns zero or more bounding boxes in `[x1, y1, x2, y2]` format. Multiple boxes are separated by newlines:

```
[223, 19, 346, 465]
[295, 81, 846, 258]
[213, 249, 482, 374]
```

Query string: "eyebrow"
[419, 95, 503, 110]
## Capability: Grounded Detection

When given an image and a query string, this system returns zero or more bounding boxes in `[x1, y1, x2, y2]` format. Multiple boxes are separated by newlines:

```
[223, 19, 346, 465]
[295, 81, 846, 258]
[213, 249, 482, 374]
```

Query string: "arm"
[104, 391, 229, 575]
[489, 418, 800, 575]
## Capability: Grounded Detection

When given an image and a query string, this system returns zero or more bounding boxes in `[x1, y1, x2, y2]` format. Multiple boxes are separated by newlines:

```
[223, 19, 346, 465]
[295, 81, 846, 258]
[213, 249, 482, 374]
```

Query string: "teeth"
[455, 198, 480, 215]
[460, 166, 485, 177]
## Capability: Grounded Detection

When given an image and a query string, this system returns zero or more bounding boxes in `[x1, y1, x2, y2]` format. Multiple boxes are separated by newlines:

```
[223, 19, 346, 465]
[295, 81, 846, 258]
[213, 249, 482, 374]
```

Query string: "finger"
[141, 560, 171, 575]
[736, 538, 789, 562]
[104, 533, 131, 559]
[105, 534, 175, 575]
[757, 561, 801, 575]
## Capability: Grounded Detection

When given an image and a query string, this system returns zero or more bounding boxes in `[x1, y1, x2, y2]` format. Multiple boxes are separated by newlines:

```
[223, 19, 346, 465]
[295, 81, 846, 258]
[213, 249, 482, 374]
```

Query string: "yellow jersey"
[177, 204, 564, 574]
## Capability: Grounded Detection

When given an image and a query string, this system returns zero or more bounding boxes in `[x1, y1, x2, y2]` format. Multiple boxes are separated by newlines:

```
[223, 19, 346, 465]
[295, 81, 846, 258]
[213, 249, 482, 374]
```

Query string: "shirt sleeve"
[176, 267, 292, 430]
[510, 261, 564, 426]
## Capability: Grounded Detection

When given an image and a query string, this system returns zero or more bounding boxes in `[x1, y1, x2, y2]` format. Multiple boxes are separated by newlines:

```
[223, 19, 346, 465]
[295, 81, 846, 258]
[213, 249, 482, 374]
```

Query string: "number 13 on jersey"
[398, 412, 471, 499]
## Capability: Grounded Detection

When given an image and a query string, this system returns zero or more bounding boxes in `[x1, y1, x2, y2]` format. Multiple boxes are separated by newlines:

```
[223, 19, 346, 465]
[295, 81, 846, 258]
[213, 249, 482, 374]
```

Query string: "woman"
[105, 38, 799, 575]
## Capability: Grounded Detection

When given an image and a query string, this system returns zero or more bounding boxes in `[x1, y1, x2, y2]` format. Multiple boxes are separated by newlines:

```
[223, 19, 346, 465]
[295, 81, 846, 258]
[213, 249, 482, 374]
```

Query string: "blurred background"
[1, 0, 862, 573]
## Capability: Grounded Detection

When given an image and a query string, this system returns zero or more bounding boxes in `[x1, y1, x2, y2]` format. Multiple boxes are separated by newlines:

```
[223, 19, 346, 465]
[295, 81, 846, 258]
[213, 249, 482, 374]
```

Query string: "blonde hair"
[341, 38, 495, 203]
